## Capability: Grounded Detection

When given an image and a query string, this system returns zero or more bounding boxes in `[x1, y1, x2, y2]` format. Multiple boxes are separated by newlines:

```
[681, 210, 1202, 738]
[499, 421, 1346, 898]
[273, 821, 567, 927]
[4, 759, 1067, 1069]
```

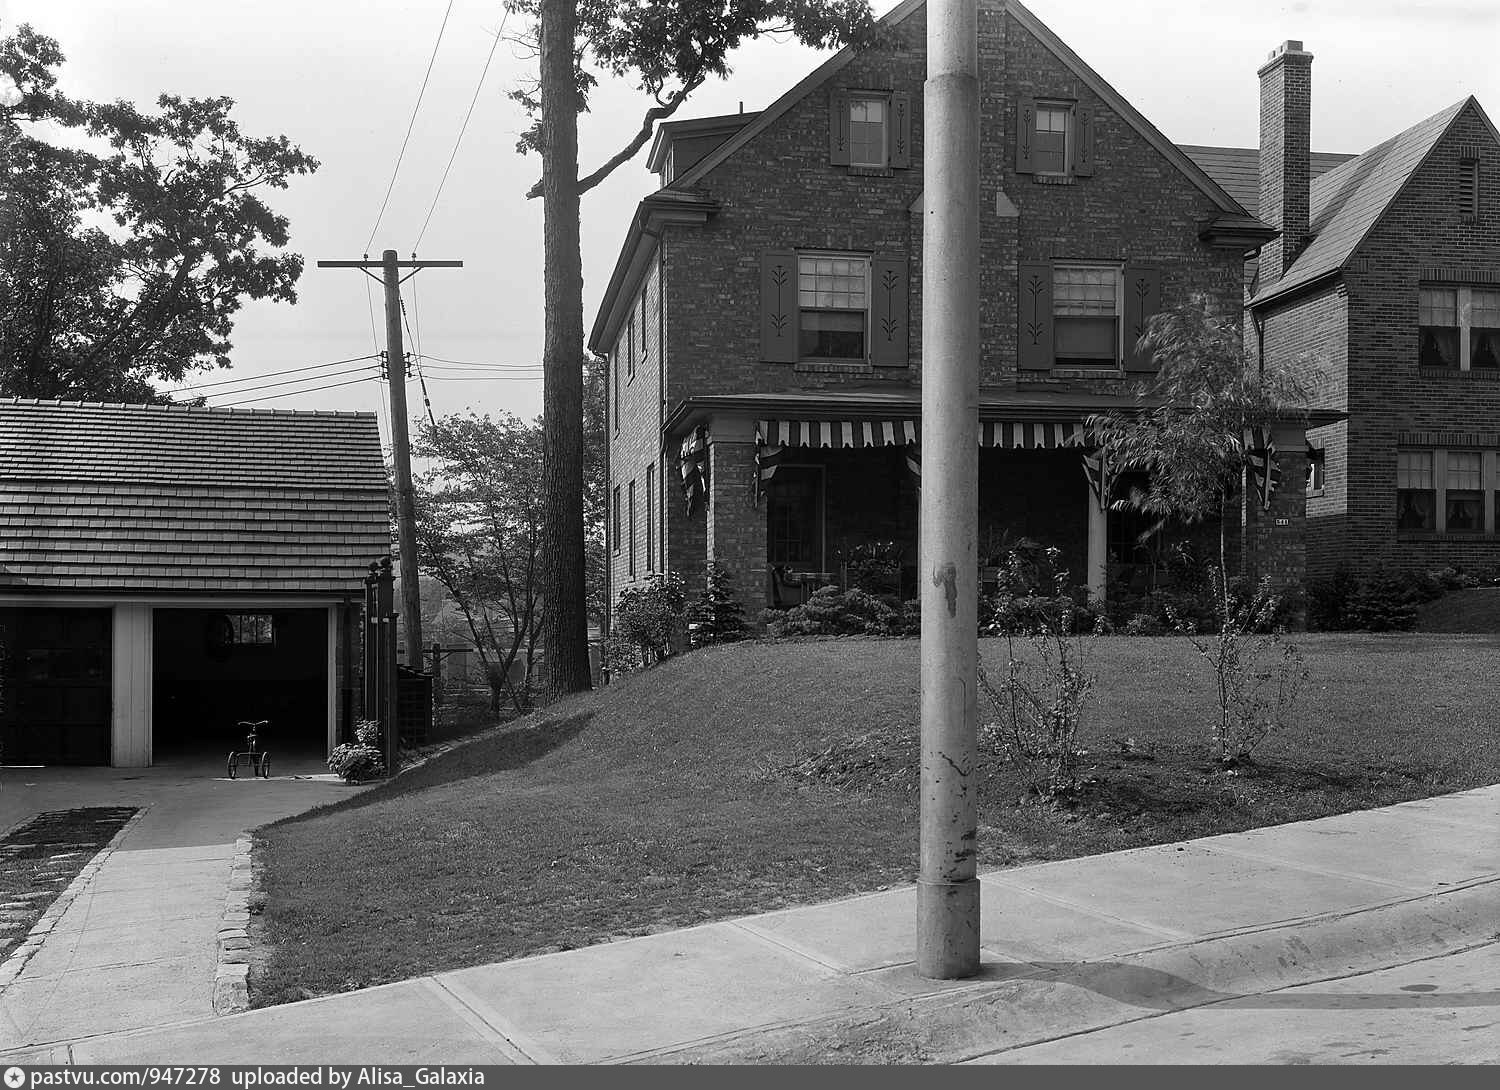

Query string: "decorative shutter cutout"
[1123, 263, 1163, 372]
[890, 91, 912, 169]
[829, 89, 850, 166]
[1073, 105, 1095, 177]
[1018, 262, 1053, 371]
[760, 250, 799, 364]
[1016, 97, 1037, 174]
[870, 255, 909, 367]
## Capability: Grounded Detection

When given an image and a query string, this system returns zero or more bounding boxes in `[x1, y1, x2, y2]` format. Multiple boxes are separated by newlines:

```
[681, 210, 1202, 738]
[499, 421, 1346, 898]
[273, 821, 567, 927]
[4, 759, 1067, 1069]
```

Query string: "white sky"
[3, 0, 1497, 453]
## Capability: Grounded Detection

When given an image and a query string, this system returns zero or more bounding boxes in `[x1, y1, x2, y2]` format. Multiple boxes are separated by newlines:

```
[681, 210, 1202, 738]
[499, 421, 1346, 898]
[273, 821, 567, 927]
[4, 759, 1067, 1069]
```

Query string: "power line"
[198, 364, 380, 401]
[419, 354, 542, 369]
[167, 355, 379, 394]
[364, 0, 455, 253]
[216, 374, 377, 408]
[413, 9, 507, 251]
[420, 373, 544, 382]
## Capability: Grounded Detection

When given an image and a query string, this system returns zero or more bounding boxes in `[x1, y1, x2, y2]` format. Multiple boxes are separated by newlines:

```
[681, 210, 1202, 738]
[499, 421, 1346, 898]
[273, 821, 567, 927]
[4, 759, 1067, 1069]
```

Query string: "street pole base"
[916, 876, 981, 979]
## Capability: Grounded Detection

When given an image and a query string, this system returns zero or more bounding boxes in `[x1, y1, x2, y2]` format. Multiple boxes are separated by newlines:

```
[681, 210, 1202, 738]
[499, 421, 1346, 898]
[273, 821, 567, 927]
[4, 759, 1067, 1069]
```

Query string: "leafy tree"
[687, 561, 749, 646]
[504, 0, 876, 702]
[0, 22, 317, 402]
[1086, 303, 1310, 592]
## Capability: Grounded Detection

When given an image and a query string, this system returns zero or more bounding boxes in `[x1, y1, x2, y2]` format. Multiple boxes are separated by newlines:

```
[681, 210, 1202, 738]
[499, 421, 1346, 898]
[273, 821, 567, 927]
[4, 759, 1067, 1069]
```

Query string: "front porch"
[668, 392, 1308, 620]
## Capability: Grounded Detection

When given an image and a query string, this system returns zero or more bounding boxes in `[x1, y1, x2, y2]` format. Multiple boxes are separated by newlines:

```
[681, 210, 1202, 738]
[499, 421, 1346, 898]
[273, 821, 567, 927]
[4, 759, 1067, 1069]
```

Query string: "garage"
[0, 399, 390, 767]
[152, 608, 331, 763]
[0, 607, 111, 765]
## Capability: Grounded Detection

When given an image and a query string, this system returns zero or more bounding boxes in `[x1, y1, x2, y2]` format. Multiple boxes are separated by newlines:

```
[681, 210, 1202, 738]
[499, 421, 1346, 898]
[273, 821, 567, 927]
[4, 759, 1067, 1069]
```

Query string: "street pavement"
[0, 754, 359, 1052]
[0, 780, 1493, 1065]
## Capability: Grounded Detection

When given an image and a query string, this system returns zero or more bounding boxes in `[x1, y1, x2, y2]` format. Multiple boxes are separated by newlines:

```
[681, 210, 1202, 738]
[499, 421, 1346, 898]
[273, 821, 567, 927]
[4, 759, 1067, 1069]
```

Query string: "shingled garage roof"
[0, 400, 391, 595]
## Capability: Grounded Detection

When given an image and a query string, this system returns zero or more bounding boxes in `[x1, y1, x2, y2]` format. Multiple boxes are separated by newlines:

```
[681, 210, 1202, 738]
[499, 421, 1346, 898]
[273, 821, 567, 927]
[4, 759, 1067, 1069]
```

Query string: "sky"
[3, 0, 1497, 455]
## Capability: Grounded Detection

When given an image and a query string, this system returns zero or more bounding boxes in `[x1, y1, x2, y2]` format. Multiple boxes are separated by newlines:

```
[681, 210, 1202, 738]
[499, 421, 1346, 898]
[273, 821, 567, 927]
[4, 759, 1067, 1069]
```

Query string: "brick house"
[1187, 42, 1500, 579]
[590, 0, 1316, 621]
[0, 399, 389, 766]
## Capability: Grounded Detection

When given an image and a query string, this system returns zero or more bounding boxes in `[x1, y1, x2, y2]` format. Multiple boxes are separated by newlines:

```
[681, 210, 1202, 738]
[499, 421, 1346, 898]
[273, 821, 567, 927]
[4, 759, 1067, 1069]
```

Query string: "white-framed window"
[1053, 264, 1120, 367]
[1034, 103, 1071, 175]
[848, 96, 888, 168]
[1397, 451, 1435, 531]
[1306, 448, 1326, 494]
[1446, 451, 1483, 533]
[797, 253, 869, 361]
[1419, 285, 1500, 369]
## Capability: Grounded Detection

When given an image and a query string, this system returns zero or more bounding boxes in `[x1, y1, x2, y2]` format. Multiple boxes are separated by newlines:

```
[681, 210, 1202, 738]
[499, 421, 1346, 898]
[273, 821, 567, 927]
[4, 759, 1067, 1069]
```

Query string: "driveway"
[0, 753, 360, 1051]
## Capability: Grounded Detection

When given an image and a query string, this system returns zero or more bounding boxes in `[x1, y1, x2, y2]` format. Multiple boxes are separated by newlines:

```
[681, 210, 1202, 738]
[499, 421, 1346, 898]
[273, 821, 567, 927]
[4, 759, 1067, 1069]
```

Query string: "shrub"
[763, 586, 898, 637]
[1123, 612, 1168, 637]
[836, 540, 904, 597]
[979, 572, 1101, 797]
[686, 562, 748, 647]
[328, 742, 384, 783]
[354, 718, 382, 747]
[614, 573, 688, 666]
[1171, 568, 1308, 764]
[1346, 567, 1418, 632]
[1306, 566, 1359, 631]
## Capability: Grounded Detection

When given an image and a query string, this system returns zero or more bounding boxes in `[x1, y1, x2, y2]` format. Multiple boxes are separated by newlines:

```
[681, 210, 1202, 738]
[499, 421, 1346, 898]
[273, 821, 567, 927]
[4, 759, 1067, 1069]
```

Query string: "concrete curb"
[645, 875, 1500, 1065]
[213, 835, 256, 1016]
[0, 806, 150, 990]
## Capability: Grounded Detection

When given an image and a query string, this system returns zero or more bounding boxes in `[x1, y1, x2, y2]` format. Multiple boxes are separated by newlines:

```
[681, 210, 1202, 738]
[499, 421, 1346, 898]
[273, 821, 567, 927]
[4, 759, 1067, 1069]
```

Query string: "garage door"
[0, 608, 112, 765]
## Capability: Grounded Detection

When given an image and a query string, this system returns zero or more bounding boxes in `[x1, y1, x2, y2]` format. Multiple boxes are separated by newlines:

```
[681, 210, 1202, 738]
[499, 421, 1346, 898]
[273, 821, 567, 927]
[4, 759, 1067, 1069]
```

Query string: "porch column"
[704, 416, 768, 622]
[1087, 485, 1108, 605]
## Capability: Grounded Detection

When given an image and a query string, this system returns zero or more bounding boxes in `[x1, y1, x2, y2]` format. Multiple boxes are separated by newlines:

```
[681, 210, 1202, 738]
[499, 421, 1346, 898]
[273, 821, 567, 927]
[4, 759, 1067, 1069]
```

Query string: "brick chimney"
[1258, 40, 1313, 281]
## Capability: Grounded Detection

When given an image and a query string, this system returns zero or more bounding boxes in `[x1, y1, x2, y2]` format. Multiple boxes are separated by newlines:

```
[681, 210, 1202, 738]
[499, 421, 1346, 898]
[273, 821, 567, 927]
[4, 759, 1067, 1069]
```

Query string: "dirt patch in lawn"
[0, 807, 138, 959]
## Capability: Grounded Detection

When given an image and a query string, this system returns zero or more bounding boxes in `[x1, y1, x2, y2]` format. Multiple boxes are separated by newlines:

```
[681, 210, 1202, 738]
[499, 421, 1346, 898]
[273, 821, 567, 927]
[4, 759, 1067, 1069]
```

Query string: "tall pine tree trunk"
[538, 0, 591, 700]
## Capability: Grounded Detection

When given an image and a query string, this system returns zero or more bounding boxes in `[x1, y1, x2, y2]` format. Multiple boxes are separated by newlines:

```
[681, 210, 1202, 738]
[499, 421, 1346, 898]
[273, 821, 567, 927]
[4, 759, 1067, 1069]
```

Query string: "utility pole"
[318, 250, 462, 670]
[918, 0, 981, 978]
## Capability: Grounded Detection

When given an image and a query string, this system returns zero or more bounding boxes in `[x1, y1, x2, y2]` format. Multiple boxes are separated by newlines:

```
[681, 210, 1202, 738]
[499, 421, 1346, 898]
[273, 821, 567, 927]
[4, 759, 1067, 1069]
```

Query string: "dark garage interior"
[152, 608, 328, 761]
[0, 607, 111, 765]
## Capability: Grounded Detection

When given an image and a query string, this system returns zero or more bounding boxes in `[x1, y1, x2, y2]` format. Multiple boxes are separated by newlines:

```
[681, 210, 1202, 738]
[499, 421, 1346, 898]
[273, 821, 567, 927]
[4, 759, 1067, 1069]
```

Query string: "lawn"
[249, 634, 1500, 1007]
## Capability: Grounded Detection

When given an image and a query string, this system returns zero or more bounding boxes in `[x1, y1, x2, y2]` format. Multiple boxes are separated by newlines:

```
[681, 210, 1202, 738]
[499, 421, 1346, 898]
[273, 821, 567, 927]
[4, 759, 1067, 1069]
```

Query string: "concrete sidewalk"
[0, 757, 360, 1052]
[5, 784, 1497, 1065]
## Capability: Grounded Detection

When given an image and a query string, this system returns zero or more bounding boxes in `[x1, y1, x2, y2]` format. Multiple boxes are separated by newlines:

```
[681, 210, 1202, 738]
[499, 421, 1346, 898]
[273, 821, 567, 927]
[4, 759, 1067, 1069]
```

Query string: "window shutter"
[1016, 98, 1037, 174]
[761, 250, 799, 363]
[890, 91, 912, 169]
[1073, 105, 1095, 177]
[1018, 262, 1053, 370]
[829, 89, 850, 166]
[1123, 263, 1163, 372]
[870, 255, 909, 367]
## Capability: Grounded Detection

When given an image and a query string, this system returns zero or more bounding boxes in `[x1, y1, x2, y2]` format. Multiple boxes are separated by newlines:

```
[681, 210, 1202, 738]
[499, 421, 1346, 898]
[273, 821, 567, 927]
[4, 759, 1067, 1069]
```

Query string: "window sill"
[1307, 488, 1325, 498]
[1417, 366, 1500, 379]
[794, 360, 876, 374]
[1033, 174, 1075, 185]
[1396, 531, 1497, 543]
[848, 165, 894, 177]
[1052, 365, 1123, 377]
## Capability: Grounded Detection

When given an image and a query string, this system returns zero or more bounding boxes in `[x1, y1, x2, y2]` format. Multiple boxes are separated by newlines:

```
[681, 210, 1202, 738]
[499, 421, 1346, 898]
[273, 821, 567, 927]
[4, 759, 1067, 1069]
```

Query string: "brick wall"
[1267, 103, 1500, 577]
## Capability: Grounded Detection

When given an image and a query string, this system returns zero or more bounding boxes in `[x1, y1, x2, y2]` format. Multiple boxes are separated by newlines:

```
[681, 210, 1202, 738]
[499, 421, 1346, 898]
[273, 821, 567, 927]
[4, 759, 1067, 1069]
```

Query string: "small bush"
[614, 573, 689, 666]
[1346, 567, 1419, 632]
[687, 562, 748, 647]
[328, 742, 384, 783]
[763, 586, 898, 637]
[354, 719, 382, 747]
[836, 541, 904, 597]
[1123, 612, 1168, 637]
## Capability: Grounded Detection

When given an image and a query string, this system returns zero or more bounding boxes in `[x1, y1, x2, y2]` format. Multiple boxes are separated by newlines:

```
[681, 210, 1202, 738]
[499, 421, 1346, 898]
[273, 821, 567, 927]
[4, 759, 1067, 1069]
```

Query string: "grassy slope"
[252, 635, 1500, 1005]
[1417, 588, 1500, 633]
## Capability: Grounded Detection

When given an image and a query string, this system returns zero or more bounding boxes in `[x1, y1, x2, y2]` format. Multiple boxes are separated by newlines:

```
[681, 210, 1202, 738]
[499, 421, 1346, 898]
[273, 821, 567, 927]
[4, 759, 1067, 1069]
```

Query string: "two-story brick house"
[592, 0, 1314, 619]
[1188, 42, 1500, 579]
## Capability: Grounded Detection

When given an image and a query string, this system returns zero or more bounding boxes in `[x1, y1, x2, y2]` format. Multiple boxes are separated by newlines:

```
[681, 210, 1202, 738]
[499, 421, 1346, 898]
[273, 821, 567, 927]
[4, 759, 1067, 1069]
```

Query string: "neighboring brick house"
[590, 0, 1316, 620]
[0, 399, 389, 766]
[1188, 42, 1500, 579]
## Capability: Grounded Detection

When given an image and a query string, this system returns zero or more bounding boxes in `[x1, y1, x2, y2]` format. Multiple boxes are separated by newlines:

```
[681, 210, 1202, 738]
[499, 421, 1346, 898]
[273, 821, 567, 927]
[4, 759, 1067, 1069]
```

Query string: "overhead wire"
[167, 355, 379, 394]
[364, 0, 455, 254]
[216, 375, 379, 408]
[197, 364, 381, 401]
[413, 9, 507, 251]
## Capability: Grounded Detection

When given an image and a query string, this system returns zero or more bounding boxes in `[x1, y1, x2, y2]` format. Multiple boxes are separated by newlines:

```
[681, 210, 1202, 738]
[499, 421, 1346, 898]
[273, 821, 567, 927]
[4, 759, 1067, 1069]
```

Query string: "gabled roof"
[671, 0, 1250, 216]
[1180, 145, 1357, 218]
[1252, 97, 1495, 306]
[646, 111, 762, 175]
[0, 400, 390, 595]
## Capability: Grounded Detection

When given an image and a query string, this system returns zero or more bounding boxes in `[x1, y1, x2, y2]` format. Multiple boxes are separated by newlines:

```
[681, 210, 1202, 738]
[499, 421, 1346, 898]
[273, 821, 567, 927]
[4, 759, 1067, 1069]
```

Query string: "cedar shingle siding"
[0, 400, 390, 594]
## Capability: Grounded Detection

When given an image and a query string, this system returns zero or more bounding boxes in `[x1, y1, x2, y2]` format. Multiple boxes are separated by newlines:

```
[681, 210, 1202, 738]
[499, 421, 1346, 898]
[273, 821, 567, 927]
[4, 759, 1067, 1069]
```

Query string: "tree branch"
[524, 76, 704, 200]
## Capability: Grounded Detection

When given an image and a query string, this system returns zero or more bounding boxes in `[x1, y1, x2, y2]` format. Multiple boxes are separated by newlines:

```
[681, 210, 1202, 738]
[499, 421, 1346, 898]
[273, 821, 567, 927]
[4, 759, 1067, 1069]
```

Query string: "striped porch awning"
[1242, 425, 1281, 510]
[754, 417, 1089, 496]
[678, 424, 709, 514]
